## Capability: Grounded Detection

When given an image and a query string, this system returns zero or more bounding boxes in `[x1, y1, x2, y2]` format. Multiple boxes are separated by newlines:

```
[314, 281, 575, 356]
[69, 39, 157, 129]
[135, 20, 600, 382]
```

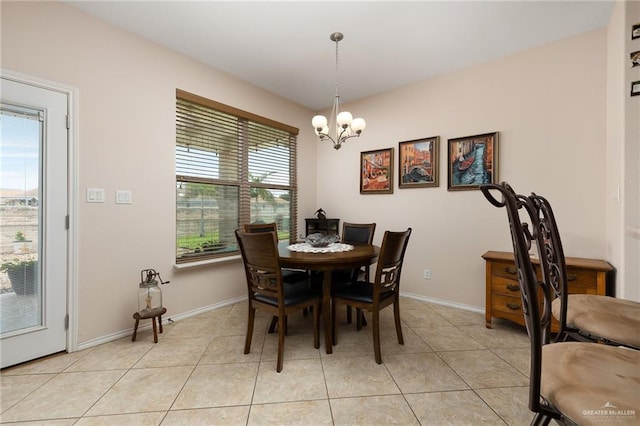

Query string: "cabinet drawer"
[491, 276, 521, 296]
[491, 261, 520, 280]
[565, 267, 597, 293]
[492, 294, 524, 316]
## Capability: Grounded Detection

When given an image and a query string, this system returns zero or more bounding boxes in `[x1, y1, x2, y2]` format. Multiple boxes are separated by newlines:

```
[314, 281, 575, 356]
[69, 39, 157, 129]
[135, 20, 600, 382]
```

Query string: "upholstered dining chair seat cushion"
[551, 295, 640, 348]
[281, 268, 309, 283]
[254, 282, 319, 307]
[541, 342, 640, 426]
[332, 282, 394, 303]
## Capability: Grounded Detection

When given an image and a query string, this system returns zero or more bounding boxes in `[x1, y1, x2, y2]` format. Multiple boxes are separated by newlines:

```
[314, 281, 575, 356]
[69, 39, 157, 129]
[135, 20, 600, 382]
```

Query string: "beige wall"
[1, 2, 318, 345]
[1, 1, 632, 348]
[316, 29, 609, 308]
[623, 0, 640, 301]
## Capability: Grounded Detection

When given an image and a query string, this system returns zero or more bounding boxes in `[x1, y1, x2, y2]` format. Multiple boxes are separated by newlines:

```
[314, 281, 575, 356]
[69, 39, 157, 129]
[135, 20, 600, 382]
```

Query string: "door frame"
[2, 69, 78, 354]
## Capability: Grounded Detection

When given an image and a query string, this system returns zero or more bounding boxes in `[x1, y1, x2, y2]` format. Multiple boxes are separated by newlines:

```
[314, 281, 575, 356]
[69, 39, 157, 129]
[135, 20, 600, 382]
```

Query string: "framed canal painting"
[360, 148, 394, 194]
[398, 136, 439, 189]
[447, 132, 498, 191]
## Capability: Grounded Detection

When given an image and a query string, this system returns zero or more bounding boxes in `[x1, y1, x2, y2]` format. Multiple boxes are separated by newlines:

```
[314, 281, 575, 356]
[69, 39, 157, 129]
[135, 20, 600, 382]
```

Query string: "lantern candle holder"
[132, 269, 170, 343]
[137, 268, 169, 316]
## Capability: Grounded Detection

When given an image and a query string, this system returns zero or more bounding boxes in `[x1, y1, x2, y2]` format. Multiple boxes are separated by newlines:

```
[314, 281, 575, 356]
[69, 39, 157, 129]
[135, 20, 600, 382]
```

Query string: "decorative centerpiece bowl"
[305, 233, 340, 247]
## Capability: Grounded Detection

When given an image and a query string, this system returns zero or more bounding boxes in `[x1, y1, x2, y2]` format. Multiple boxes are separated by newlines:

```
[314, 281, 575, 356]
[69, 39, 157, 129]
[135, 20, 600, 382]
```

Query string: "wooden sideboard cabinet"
[305, 218, 340, 237]
[482, 250, 613, 331]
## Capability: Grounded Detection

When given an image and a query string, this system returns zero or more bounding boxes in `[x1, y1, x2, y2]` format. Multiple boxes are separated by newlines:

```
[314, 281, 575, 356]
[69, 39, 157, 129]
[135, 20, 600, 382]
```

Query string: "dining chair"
[331, 228, 412, 364]
[332, 222, 376, 327]
[235, 229, 320, 372]
[482, 183, 640, 350]
[530, 193, 640, 349]
[244, 222, 310, 333]
[481, 182, 639, 425]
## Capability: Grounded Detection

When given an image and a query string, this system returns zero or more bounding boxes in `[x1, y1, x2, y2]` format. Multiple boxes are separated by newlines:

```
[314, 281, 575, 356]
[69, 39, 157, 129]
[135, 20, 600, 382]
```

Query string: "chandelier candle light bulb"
[312, 32, 366, 150]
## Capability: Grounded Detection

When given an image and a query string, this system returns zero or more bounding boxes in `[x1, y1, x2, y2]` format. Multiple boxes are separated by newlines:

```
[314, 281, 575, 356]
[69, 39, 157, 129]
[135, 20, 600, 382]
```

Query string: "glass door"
[1, 77, 68, 368]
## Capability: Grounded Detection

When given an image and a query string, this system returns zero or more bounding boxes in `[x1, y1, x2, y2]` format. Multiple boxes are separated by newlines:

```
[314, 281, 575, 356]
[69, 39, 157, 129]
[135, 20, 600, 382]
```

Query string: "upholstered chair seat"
[541, 342, 640, 425]
[551, 295, 640, 349]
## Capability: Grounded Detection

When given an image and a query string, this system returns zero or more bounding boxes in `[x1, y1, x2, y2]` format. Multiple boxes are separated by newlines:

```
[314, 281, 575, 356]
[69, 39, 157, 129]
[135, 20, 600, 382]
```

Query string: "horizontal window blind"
[176, 90, 298, 263]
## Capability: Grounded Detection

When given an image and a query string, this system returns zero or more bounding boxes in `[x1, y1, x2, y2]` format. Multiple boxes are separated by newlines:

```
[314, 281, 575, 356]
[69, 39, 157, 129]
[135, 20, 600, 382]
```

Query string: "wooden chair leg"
[313, 302, 320, 349]
[152, 317, 158, 343]
[268, 315, 277, 333]
[346, 306, 353, 324]
[361, 310, 367, 327]
[245, 307, 255, 354]
[394, 301, 404, 345]
[332, 300, 338, 346]
[372, 310, 382, 364]
[276, 315, 286, 373]
[132, 318, 140, 341]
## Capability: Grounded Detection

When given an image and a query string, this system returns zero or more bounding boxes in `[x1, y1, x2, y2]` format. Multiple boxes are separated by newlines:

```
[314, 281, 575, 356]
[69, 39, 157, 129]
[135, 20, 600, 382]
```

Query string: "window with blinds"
[176, 90, 298, 263]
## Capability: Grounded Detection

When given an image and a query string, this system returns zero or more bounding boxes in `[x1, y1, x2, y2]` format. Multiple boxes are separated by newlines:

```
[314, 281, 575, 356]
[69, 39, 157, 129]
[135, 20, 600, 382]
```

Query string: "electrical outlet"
[424, 269, 431, 280]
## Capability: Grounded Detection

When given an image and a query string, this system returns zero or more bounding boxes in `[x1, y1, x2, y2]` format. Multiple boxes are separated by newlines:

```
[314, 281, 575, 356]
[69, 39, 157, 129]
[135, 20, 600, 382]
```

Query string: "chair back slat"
[235, 230, 282, 299]
[373, 229, 412, 296]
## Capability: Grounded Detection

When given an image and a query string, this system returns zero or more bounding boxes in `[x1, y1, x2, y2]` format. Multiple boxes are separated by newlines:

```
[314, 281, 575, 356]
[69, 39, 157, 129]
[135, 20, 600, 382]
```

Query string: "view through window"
[175, 90, 298, 263]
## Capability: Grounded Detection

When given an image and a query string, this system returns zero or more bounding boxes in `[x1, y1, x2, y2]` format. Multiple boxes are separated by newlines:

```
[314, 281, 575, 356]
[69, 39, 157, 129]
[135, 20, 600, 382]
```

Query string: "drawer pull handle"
[506, 303, 521, 311]
[567, 274, 577, 282]
[506, 266, 517, 275]
[506, 284, 520, 292]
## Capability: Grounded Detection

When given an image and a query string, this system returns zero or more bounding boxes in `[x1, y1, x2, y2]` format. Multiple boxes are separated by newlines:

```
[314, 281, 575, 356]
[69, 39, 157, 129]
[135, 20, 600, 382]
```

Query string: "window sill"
[173, 254, 241, 270]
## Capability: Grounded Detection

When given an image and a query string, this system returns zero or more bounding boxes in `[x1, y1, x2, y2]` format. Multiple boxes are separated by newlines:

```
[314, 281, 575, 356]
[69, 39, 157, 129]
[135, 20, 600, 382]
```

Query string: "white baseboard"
[75, 296, 247, 352]
[400, 292, 484, 314]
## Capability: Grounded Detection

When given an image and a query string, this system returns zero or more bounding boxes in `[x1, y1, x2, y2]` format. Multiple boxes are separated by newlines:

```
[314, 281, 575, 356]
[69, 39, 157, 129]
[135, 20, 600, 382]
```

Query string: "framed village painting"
[447, 132, 498, 191]
[360, 148, 394, 194]
[398, 136, 439, 189]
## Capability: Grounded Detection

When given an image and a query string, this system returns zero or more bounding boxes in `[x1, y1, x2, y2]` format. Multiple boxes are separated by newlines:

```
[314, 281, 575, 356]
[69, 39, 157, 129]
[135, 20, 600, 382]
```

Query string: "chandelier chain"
[334, 36, 340, 98]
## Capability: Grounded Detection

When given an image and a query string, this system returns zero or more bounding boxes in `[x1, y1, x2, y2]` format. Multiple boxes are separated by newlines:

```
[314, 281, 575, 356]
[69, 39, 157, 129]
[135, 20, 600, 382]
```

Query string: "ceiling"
[68, 1, 614, 111]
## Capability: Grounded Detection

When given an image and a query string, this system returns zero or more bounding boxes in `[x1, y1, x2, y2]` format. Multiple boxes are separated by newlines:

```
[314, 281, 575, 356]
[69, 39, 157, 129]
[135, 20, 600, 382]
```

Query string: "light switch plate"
[116, 190, 132, 204]
[87, 188, 105, 203]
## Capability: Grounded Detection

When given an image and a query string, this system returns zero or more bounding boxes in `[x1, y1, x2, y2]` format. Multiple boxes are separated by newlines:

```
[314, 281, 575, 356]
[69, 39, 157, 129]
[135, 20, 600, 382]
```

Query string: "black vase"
[8, 264, 38, 295]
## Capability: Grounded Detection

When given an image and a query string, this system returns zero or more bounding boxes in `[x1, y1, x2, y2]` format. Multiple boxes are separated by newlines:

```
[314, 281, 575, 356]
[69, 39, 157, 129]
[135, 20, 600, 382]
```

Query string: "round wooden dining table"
[278, 243, 379, 354]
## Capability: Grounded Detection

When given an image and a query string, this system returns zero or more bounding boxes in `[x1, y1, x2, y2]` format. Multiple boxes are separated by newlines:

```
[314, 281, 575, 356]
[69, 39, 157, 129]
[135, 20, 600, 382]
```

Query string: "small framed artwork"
[632, 23, 640, 40]
[398, 136, 439, 189]
[360, 148, 394, 194]
[447, 132, 498, 191]
[632, 81, 640, 97]
[631, 51, 640, 68]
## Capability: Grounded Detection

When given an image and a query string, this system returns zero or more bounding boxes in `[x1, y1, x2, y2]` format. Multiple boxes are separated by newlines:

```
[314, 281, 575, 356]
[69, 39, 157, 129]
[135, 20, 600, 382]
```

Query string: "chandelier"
[312, 32, 366, 150]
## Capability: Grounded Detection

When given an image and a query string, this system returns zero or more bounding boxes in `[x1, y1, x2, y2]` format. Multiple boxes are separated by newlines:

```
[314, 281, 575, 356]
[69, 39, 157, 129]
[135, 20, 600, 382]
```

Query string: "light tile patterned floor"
[0, 297, 535, 425]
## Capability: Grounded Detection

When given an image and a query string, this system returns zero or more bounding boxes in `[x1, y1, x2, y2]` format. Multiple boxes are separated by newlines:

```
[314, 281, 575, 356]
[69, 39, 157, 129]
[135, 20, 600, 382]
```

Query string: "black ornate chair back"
[480, 182, 557, 418]
[528, 193, 571, 342]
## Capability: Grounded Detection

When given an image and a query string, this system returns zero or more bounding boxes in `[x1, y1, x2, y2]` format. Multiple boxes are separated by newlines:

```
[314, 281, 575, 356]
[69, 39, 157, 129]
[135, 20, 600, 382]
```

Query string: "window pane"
[0, 104, 42, 333]
[176, 182, 238, 260]
[249, 188, 291, 241]
[176, 93, 298, 263]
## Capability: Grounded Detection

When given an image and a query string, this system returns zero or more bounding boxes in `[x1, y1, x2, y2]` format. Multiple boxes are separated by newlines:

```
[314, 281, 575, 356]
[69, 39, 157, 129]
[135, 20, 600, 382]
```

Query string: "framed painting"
[398, 136, 439, 189]
[360, 148, 393, 194]
[447, 132, 498, 191]
[632, 23, 640, 40]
